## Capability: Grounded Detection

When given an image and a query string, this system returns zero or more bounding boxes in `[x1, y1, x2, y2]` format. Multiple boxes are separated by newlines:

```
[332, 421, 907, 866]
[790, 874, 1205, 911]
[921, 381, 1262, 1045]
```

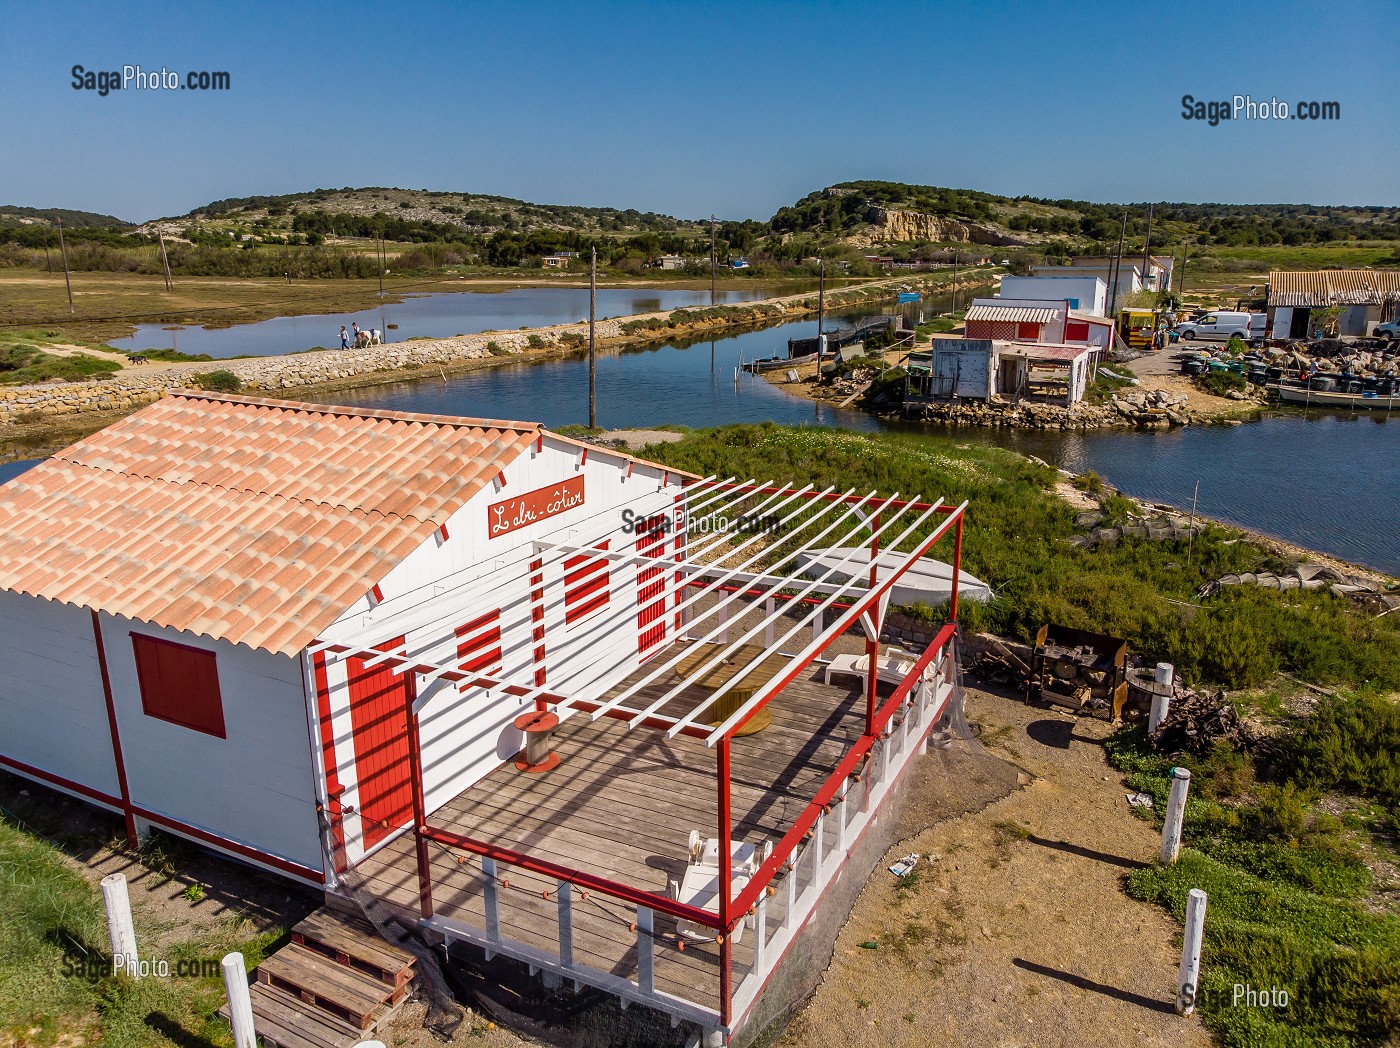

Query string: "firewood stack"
[1148, 689, 1266, 757]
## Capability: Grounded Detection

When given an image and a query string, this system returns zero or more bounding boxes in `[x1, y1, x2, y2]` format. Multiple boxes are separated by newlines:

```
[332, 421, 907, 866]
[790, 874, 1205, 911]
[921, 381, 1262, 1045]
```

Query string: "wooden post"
[588, 246, 597, 429]
[718, 736, 733, 1026]
[813, 811, 825, 879]
[221, 952, 257, 1048]
[709, 214, 716, 307]
[753, 889, 768, 974]
[557, 881, 573, 969]
[783, 857, 798, 929]
[1176, 888, 1207, 1015]
[403, 682, 432, 918]
[811, 607, 823, 646]
[101, 873, 139, 976]
[1161, 767, 1191, 864]
[837, 790, 849, 851]
[158, 234, 174, 291]
[55, 214, 74, 314]
[483, 857, 501, 957]
[636, 905, 654, 995]
[764, 597, 776, 647]
[1149, 662, 1175, 734]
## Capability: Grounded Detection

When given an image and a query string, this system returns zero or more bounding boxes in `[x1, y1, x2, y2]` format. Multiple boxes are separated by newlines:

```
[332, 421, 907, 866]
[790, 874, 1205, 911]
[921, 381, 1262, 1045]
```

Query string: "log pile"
[1149, 689, 1266, 758]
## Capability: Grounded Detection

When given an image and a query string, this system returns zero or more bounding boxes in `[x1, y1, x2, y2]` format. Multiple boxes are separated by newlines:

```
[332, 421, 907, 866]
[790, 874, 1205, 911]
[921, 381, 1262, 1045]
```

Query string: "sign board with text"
[487, 476, 586, 539]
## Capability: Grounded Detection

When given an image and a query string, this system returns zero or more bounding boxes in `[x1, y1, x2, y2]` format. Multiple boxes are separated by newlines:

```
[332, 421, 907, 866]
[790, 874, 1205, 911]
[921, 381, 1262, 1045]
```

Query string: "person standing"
[340, 325, 349, 350]
[351, 322, 361, 347]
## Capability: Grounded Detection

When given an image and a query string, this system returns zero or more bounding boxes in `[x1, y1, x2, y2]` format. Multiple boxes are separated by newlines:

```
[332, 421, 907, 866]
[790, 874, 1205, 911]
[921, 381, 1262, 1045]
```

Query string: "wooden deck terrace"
[351, 644, 885, 1025]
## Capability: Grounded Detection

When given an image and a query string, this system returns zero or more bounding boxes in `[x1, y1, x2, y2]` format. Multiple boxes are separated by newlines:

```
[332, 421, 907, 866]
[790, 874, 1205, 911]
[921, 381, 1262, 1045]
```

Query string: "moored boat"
[1276, 384, 1400, 410]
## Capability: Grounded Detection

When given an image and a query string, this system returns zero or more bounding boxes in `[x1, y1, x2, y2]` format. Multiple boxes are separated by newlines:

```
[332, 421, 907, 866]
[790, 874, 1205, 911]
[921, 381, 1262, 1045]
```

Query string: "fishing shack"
[0, 390, 967, 1046]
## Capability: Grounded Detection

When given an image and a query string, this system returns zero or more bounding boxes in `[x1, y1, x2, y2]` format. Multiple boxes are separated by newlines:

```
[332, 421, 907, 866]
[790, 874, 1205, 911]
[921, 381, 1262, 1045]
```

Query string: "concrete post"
[1176, 888, 1208, 1015]
[100, 873, 139, 977]
[636, 906, 654, 996]
[1149, 662, 1175, 733]
[221, 952, 257, 1048]
[1161, 767, 1191, 864]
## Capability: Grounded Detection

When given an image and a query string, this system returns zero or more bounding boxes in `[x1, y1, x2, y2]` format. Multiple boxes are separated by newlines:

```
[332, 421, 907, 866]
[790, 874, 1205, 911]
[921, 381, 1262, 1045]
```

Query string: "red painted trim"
[950, 515, 964, 623]
[91, 611, 138, 845]
[312, 651, 348, 873]
[130, 803, 325, 884]
[403, 677, 433, 919]
[371, 584, 384, 604]
[529, 557, 547, 692]
[729, 681, 949, 1031]
[420, 824, 721, 928]
[865, 511, 881, 737]
[438, 523, 450, 542]
[729, 624, 956, 918]
[0, 752, 324, 885]
[0, 752, 124, 809]
[535, 433, 544, 454]
[579, 448, 588, 467]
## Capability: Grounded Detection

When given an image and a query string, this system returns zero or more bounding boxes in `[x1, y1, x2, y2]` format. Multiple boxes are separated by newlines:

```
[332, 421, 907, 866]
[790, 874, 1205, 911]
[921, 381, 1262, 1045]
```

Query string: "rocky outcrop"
[860, 207, 1022, 247]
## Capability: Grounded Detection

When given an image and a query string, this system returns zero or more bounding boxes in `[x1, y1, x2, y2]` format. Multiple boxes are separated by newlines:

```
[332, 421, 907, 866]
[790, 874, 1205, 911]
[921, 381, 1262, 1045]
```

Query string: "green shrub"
[526, 334, 548, 349]
[486, 341, 509, 356]
[1198, 369, 1248, 396]
[190, 369, 242, 393]
[1072, 471, 1104, 494]
[1289, 693, 1400, 807]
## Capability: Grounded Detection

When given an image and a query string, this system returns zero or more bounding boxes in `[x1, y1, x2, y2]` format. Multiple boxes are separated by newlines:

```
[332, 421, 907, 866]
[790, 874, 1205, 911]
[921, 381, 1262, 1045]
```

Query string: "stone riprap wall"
[1, 274, 962, 426]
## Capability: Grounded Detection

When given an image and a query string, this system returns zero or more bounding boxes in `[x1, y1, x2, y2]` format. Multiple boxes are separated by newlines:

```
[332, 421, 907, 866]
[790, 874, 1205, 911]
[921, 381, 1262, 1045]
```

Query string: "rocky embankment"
[903, 388, 1198, 430]
[1, 274, 969, 428]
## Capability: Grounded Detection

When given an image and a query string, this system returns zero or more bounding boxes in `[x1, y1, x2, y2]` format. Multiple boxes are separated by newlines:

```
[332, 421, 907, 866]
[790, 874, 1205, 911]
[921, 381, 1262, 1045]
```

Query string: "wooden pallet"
[221, 907, 417, 1046]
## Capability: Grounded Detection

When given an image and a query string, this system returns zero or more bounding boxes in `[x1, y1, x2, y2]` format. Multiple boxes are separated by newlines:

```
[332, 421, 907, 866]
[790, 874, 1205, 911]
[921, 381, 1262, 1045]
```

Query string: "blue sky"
[3, 0, 1396, 222]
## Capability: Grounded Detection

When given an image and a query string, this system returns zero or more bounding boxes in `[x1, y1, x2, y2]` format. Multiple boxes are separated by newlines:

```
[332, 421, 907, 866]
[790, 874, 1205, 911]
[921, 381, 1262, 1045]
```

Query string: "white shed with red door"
[0, 391, 683, 885]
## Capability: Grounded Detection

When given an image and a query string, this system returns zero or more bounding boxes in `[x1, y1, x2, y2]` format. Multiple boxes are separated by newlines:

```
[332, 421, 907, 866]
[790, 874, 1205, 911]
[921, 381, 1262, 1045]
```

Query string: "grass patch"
[1197, 370, 1248, 397]
[0, 344, 120, 384]
[1107, 728, 1399, 1047]
[128, 348, 214, 363]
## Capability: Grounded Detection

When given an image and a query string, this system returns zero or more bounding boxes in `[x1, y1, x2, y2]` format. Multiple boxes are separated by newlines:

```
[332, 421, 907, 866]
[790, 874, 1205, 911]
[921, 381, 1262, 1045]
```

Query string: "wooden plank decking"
[353, 651, 872, 1009]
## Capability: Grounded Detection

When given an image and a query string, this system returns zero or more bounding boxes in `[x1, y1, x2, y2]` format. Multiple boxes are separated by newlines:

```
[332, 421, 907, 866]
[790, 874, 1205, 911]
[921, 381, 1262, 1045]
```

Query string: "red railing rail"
[729, 621, 955, 921]
[419, 824, 724, 929]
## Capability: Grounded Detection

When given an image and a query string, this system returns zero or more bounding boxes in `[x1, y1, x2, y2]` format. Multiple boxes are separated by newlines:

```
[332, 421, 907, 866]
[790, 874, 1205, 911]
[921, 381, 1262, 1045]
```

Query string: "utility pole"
[1141, 203, 1155, 286]
[1180, 247, 1190, 301]
[709, 213, 716, 307]
[55, 214, 74, 314]
[816, 258, 825, 361]
[43, 230, 53, 274]
[1107, 209, 1127, 323]
[158, 234, 174, 291]
[377, 233, 385, 298]
[588, 246, 597, 429]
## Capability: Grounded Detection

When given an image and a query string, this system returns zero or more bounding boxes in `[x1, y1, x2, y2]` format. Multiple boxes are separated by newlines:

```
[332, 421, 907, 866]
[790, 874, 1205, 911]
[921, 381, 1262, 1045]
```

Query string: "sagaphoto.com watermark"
[71, 64, 231, 97]
[1181, 94, 1340, 126]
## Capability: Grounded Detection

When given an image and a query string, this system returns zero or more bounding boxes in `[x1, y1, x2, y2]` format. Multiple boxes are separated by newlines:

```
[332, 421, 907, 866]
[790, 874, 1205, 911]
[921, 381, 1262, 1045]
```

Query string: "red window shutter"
[636, 524, 669, 658]
[131, 634, 226, 738]
[455, 610, 503, 676]
[1065, 321, 1090, 341]
[1017, 321, 1041, 340]
[564, 540, 611, 627]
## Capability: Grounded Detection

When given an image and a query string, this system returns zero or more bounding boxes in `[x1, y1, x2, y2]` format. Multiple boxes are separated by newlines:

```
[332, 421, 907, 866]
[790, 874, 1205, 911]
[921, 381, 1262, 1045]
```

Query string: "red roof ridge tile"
[166, 389, 544, 433]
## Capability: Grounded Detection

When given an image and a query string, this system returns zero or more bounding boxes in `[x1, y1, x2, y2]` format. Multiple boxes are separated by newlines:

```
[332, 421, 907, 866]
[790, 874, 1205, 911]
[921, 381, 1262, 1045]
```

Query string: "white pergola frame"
[309, 479, 967, 748]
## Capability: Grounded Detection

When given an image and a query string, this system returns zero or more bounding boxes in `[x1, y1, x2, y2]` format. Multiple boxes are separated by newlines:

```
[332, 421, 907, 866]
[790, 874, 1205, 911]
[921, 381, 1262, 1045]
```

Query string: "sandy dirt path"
[774, 684, 1213, 1048]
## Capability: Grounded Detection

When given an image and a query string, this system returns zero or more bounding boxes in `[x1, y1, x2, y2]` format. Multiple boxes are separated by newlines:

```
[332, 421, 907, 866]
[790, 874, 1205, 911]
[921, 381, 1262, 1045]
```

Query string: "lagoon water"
[324, 311, 1400, 574]
[109, 285, 789, 359]
[5, 306, 1396, 573]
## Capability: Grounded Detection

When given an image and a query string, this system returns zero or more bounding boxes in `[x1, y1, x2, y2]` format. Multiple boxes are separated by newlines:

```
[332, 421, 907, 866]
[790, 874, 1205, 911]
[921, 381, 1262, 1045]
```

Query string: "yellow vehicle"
[1118, 308, 1160, 349]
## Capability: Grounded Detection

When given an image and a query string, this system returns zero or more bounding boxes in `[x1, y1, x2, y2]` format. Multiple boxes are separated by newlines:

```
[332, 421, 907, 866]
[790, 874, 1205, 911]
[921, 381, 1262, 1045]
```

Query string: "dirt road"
[775, 684, 1213, 1048]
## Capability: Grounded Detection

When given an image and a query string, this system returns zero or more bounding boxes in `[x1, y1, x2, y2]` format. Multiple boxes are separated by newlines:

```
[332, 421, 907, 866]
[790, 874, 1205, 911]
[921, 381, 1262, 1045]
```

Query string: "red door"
[347, 637, 413, 851]
[637, 521, 669, 660]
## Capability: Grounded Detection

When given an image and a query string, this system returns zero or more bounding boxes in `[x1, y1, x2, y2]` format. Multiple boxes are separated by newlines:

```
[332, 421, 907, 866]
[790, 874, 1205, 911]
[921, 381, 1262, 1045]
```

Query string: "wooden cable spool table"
[673, 641, 789, 735]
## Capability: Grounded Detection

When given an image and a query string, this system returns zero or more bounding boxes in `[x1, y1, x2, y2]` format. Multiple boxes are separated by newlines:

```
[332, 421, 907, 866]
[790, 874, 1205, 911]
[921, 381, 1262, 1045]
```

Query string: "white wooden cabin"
[0, 391, 681, 884]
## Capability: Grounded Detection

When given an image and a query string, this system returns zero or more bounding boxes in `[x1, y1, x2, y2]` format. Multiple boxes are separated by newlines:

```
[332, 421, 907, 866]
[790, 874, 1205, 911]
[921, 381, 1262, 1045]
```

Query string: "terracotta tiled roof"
[966, 303, 1060, 324]
[0, 392, 538, 655]
[1268, 269, 1400, 307]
